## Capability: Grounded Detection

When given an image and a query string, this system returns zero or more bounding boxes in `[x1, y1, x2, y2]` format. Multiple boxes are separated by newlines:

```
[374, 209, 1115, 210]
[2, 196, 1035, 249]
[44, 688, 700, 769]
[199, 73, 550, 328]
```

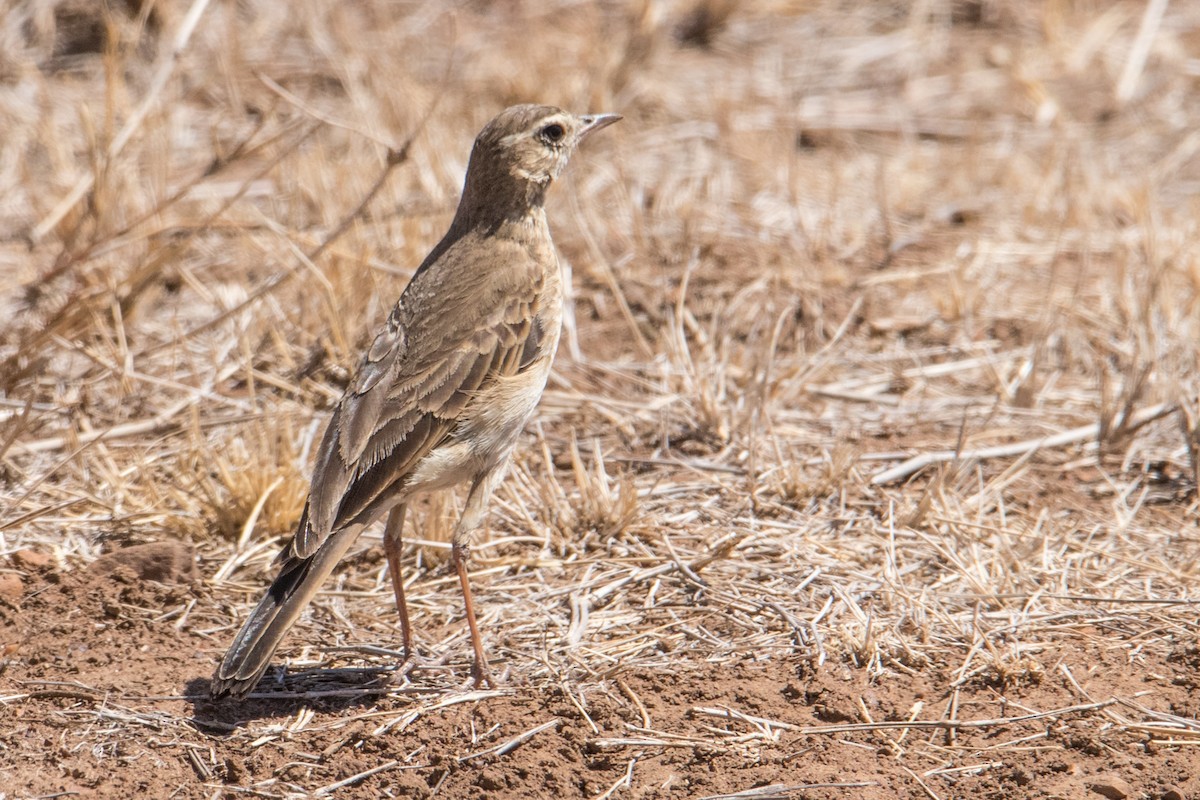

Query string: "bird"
[210, 104, 621, 699]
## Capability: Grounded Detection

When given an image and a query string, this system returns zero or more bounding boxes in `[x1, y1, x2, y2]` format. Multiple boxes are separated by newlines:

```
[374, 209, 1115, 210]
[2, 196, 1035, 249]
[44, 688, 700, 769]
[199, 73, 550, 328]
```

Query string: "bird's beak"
[577, 113, 622, 141]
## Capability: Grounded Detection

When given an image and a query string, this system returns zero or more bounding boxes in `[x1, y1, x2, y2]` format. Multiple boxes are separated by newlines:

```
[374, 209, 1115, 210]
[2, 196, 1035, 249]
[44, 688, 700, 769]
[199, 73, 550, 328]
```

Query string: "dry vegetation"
[4, 0, 1200, 798]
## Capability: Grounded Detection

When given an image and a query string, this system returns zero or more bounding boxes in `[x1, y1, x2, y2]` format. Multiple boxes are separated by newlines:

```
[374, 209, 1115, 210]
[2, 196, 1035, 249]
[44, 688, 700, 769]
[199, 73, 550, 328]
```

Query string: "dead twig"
[871, 403, 1175, 485]
[457, 718, 561, 762]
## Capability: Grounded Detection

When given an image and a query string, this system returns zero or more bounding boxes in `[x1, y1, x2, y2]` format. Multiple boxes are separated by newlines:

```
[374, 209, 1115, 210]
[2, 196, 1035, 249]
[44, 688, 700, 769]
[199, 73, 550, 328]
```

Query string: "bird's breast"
[465, 320, 558, 446]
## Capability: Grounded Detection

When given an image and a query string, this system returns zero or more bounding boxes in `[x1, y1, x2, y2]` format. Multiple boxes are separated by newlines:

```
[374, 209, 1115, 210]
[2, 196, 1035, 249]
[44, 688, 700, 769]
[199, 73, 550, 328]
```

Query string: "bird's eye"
[540, 123, 565, 143]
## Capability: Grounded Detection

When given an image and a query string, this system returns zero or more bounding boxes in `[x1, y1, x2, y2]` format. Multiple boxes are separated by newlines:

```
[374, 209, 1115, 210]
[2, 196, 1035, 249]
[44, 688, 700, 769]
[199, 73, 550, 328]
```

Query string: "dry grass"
[4, 0, 1200, 796]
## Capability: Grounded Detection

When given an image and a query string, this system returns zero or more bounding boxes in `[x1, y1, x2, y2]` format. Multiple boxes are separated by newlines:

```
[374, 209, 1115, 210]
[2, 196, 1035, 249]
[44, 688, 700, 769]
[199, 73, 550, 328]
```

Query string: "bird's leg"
[452, 470, 503, 688]
[453, 541, 490, 688]
[383, 503, 413, 657]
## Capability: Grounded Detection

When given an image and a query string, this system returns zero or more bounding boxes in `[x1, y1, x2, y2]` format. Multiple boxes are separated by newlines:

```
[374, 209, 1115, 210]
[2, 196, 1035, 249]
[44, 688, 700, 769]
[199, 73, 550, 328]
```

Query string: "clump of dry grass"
[758, 438, 860, 508]
[531, 435, 643, 552]
[171, 414, 311, 544]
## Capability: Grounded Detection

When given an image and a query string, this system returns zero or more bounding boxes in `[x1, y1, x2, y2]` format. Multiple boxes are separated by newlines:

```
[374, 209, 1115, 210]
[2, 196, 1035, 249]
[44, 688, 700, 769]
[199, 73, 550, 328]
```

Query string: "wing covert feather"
[284, 241, 545, 562]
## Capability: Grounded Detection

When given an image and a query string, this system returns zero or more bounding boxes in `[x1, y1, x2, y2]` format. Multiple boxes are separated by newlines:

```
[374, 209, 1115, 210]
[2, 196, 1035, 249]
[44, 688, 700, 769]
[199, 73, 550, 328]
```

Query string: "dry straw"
[3, 0, 1200, 796]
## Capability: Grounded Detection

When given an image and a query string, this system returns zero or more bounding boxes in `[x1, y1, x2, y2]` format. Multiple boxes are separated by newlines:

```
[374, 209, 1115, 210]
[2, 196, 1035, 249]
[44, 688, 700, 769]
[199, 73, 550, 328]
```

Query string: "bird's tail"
[210, 525, 361, 700]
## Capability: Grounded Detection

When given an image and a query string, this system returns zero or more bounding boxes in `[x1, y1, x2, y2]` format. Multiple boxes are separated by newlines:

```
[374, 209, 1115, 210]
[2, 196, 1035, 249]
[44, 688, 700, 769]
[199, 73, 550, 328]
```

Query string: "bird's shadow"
[186, 665, 403, 732]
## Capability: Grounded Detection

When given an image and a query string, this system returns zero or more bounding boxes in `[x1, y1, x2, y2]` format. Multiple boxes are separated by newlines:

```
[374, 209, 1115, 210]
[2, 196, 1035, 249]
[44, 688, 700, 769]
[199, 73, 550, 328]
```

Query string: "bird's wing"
[283, 242, 542, 563]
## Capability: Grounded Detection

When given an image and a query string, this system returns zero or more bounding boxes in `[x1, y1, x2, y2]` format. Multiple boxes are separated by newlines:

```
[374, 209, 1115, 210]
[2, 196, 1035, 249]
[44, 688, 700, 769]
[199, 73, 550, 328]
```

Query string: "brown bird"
[211, 105, 620, 699]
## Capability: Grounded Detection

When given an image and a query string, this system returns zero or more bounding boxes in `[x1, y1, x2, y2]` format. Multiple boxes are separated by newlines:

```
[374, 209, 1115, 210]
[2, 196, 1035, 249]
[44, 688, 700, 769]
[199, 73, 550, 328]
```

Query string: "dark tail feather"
[210, 526, 361, 700]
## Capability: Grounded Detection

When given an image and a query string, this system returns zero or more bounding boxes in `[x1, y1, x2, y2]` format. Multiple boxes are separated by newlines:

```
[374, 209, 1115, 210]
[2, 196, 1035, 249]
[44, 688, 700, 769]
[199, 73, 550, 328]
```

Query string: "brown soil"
[3, 557, 1198, 799]
[4, 2, 1200, 799]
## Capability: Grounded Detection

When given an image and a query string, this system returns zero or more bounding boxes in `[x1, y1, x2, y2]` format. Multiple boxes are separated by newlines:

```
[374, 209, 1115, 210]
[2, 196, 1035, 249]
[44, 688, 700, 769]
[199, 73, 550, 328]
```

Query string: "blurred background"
[4, 1, 1200, 797]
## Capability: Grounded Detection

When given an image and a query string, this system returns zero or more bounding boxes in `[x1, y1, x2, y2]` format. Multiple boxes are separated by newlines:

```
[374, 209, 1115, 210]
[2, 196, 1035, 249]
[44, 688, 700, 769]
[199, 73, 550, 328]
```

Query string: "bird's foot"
[381, 647, 454, 687]
[466, 658, 495, 690]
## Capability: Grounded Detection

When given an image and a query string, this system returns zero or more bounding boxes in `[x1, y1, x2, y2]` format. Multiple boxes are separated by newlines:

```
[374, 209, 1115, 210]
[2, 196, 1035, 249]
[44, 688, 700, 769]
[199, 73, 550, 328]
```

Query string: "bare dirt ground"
[4, 1, 1200, 798]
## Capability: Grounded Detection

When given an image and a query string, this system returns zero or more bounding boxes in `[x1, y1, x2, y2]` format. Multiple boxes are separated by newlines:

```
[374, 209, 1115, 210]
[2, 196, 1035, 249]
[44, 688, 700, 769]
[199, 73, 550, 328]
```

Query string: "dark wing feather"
[281, 237, 543, 565]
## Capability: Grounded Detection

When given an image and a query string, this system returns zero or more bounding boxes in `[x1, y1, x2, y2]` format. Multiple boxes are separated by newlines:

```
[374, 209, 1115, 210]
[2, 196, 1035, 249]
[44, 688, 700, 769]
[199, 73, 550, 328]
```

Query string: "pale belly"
[404, 354, 554, 494]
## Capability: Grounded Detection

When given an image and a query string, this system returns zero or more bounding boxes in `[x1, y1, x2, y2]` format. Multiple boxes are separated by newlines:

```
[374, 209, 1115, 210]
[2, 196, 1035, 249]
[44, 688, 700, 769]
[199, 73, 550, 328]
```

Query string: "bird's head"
[479, 104, 622, 184]
[457, 104, 621, 225]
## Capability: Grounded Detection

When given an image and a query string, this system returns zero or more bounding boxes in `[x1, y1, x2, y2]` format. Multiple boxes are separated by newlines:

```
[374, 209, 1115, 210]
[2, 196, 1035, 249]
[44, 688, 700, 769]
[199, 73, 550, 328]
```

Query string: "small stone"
[1086, 775, 1132, 800]
[476, 768, 505, 791]
[1162, 788, 1184, 800]
[0, 572, 23, 601]
[88, 542, 196, 584]
[11, 549, 52, 570]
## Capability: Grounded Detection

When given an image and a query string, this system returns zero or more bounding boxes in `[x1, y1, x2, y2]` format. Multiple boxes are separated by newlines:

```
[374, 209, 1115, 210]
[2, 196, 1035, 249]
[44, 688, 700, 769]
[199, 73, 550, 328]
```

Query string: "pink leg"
[383, 503, 413, 657]
[453, 539, 492, 688]
[451, 470, 504, 688]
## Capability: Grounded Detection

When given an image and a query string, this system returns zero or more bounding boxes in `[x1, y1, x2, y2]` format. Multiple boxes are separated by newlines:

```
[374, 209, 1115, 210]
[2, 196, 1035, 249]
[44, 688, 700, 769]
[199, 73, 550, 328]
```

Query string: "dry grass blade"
[871, 403, 1176, 485]
[798, 700, 1119, 735]
[698, 783, 879, 799]
[31, 0, 216, 242]
[457, 718, 561, 762]
[313, 760, 406, 796]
